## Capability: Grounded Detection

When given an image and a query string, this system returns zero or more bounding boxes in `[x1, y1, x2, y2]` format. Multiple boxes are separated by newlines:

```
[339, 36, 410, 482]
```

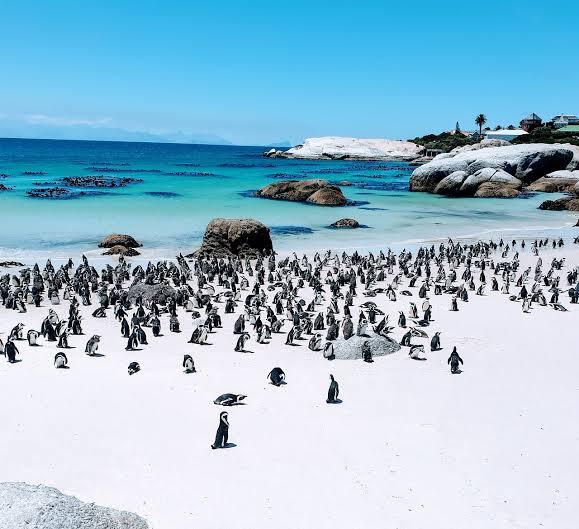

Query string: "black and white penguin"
[430, 331, 441, 351]
[285, 326, 295, 345]
[447, 347, 463, 374]
[85, 335, 100, 356]
[326, 374, 340, 404]
[27, 329, 40, 346]
[213, 393, 247, 406]
[323, 341, 335, 360]
[398, 311, 406, 328]
[233, 314, 245, 334]
[183, 354, 196, 373]
[308, 333, 323, 351]
[54, 352, 68, 369]
[362, 341, 373, 363]
[5, 339, 19, 363]
[234, 332, 250, 352]
[126, 329, 140, 351]
[267, 367, 285, 386]
[9, 323, 24, 341]
[128, 361, 141, 375]
[211, 411, 230, 449]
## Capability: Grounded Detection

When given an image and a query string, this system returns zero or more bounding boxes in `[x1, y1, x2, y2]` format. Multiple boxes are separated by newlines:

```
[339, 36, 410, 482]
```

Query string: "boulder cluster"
[99, 234, 142, 256]
[256, 179, 347, 206]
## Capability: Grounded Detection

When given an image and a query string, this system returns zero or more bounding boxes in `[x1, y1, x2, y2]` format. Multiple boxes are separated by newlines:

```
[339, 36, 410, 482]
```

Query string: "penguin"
[126, 329, 139, 350]
[342, 317, 354, 340]
[128, 361, 141, 375]
[27, 329, 40, 346]
[211, 411, 230, 449]
[326, 321, 339, 341]
[9, 323, 24, 341]
[213, 393, 247, 406]
[398, 311, 406, 328]
[268, 367, 285, 386]
[326, 374, 339, 403]
[285, 326, 295, 345]
[183, 354, 196, 373]
[323, 341, 335, 360]
[234, 332, 250, 352]
[308, 333, 323, 351]
[408, 344, 425, 360]
[5, 339, 19, 363]
[362, 341, 373, 363]
[85, 335, 100, 356]
[233, 314, 245, 334]
[54, 352, 68, 369]
[447, 347, 463, 374]
[430, 331, 441, 351]
[121, 317, 130, 338]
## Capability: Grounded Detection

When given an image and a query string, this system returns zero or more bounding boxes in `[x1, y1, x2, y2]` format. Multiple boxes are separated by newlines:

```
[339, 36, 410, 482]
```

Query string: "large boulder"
[329, 218, 361, 229]
[102, 245, 141, 256]
[332, 333, 400, 360]
[0, 482, 148, 529]
[98, 234, 142, 248]
[433, 171, 468, 196]
[194, 218, 273, 257]
[410, 143, 574, 194]
[460, 168, 521, 196]
[538, 197, 579, 211]
[474, 182, 520, 198]
[256, 179, 347, 206]
[527, 177, 578, 193]
[127, 282, 176, 304]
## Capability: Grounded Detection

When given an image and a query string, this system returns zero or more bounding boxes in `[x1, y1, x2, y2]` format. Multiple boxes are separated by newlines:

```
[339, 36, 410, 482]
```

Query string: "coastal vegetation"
[512, 127, 579, 146]
[410, 131, 477, 153]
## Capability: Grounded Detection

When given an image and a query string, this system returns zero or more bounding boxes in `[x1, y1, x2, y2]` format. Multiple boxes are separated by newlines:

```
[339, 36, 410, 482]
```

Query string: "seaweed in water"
[165, 171, 216, 177]
[270, 226, 315, 235]
[144, 191, 182, 198]
[238, 190, 257, 198]
[86, 167, 162, 173]
[21, 171, 47, 176]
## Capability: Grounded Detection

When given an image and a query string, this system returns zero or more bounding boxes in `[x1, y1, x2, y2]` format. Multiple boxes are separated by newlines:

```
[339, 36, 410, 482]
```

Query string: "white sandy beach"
[0, 241, 578, 529]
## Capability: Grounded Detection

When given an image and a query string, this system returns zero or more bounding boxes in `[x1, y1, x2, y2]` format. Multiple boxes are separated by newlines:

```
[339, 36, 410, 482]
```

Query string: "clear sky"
[1, 0, 578, 146]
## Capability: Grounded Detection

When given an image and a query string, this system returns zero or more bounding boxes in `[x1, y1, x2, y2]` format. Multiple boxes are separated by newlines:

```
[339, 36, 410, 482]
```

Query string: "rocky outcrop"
[474, 182, 521, 198]
[98, 234, 142, 248]
[27, 187, 70, 198]
[0, 261, 25, 267]
[0, 183, 13, 191]
[410, 143, 575, 196]
[256, 179, 347, 206]
[127, 282, 177, 304]
[448, 138, 511, 155]
[329, 218, 361, 229]
[0, 482, 148, 529]
[539, 197, 579, 211]
[61, 176, 143, 188]
[433, 171, 468, 196]
[527, 177, 578, 193]
[102, 245, 141, 256]
[264, 137, 423, 161]
[194, 218, 273, 257]
[332, 333, 400, 360]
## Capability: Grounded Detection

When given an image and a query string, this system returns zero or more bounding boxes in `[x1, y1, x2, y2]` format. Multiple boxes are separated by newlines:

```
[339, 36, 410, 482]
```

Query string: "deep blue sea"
[0, 138, 573, 260]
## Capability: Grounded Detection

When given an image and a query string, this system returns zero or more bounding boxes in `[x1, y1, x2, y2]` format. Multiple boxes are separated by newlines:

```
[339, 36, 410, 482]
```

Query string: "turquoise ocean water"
[0, 138, 574, 259]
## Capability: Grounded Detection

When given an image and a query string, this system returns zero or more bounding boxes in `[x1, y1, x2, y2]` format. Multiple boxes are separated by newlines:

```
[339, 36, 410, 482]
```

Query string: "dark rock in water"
[337, 180, 352, 186]
[21, 171, 47, 176]
[332, 333, 401, 360]
[329, 218, 361, 229]
[0, 482, 149, 529]
[61, 176, 143, 188]
[27, 187, 70, 198]
[256, 179, 347, 206]
[127, 282, 177, 305]
[102, 245, 141, 256]
[144, 191, 182, 198]
[270, 225, 315, 235]
[0, 261, 24, 267]
[474, 182, 520, 198]
[192, 218, 273, 258]
[0, 183, 13, 191]
[539, 197, 579, 211]
[0, 173, 9, 178]
[98, 234, 142, 248]
[526, 177, 578, 193]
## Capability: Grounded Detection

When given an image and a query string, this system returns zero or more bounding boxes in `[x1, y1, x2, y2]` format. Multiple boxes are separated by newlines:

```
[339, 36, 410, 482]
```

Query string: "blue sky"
[1, 0, 578, 145]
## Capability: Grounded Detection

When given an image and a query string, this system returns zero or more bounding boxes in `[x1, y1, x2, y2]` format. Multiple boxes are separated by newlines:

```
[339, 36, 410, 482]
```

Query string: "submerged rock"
[98, 234, 142, 248]
[329, 218, 361, 228]
[102, 245, 141, 256]
[332, 333, 401, 360]
[61, 176, 143, 188]
[256, 179, 347, 206]
[193, 218, 273, 257]
[27, 187, 70, 198]
[0, 482, 149, 529]
[0, 183, 13, 191]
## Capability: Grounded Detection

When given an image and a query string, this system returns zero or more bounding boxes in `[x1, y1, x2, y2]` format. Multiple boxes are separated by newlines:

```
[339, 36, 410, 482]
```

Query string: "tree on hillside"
[475, 114, 487, 135]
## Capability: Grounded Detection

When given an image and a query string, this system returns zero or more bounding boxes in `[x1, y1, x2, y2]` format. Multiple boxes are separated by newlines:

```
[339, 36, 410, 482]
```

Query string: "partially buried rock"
[193, 218, 273, 257]
[102, 245, 140, 256]
[332, 333, 400, 360]
[330, 218, 361, 229]
[256, 179, 347, 206]
[127, 282, 177, 304]
[98, 233, 142, 248]
[0, 482, 149, 529]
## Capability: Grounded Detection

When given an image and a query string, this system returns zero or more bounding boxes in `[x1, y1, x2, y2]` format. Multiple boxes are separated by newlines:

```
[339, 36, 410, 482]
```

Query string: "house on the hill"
[548, 114, 579, 129]
[520, 113, 542, 132]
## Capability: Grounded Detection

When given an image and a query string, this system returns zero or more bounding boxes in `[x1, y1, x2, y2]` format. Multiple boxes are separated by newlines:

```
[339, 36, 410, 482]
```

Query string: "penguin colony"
[0, 236, 573, 448]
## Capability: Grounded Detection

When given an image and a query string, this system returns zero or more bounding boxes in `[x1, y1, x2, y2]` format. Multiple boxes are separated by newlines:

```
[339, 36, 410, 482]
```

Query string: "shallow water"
[0, 138, 574, 259]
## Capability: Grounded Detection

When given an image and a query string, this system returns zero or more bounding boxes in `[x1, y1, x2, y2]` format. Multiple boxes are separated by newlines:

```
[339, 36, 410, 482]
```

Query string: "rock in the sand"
[102, 245, 141, 256]
[527, 177, 578, 193]
[332, 333, 401, 360]
[329, 218, 361, 229]
[410, 143, 575, 194]
[98, 234, 142, 248]
[194, 218, 273, 257]
[0, 482, 149, 529]
[256, 179, 347, 206]
[264, 136, 423, 161]
[127, 282, 177, 304]
[0, 261, 25, 267]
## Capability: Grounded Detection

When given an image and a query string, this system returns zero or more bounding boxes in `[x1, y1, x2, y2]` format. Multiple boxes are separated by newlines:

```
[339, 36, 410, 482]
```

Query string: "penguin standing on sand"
[398, 311, 406, 328]
[211, 411, 230, 449]
[430, 331, 441, 351]
[5, 339, 19, 363]
[323, 342, 335, 360]
[85, 335, 100, 356]
[285, 326, 295, 345]
[268, 367, 285, 386]
[362, 341, 373, 363]
[308, 333, 323, 351]
[27, 329, 40, 346]
[447, 347, 463, 374]
[121, 316, 130, 338]
[126, 328, 139, 351]
[54, 352, 68, 369]
[183, 354, 196, 373]
[234, 332, 250, 352]
[326, 374, 339, 403]
[233, 315, 245, 334]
